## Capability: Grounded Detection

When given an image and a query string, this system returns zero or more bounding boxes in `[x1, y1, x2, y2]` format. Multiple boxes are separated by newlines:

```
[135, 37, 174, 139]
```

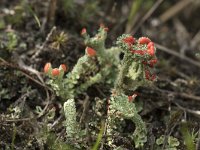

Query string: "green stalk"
[92, 121, 105, 150]
[114, 53, 131, 93]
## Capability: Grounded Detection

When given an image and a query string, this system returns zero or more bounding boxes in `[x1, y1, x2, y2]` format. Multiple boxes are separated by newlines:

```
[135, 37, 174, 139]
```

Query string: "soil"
[0, 0, 200, 150]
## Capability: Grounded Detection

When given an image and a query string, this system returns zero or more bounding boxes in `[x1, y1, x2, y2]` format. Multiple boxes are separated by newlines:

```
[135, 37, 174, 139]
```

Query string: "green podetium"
[80, 24, 120, 85]
[43, 26, 158, 148]
[67, 24, 122, 97]
[107, 93, 147, 148]
[63, 99, 79, 138]
[44, 25, 120, 100]
[107, 36, 158, 148]
[115, 35, 157, 93]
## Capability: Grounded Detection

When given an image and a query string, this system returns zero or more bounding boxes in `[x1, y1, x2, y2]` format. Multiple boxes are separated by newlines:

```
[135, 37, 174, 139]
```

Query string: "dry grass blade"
[158, 0, 193, 24]
[132, 0, 165, 34]
[173, 18, 190, 56]
[175, 103, 200, 117]
[155, 43, 200, 68]
[156, 88, 200, 102]
[162, 110, 183, 150]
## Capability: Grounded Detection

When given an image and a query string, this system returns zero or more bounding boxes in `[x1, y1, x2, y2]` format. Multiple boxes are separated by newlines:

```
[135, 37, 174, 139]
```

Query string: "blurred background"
[0, 0, 200, 149]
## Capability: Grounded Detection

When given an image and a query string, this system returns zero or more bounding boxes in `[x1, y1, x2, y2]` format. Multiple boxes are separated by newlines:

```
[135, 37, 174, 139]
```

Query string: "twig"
[47, 0, 57, 25]
[132, 0, 165, 34]
[162, 110, 183, 150]
[0, 58, 52, 119]
[0, 58, 50, 90]
[174, 102, 200, 117]
[95, 85, 107, 97]
[159, 0, 193, 24]
[155, 87, 200, 102]
[31, 26, 56, 60]
[16, 56, 52, 119]
[2, 118, 32, 122]
[50, 115, 64, 130]
[79, 94, 90, 124]
[13, 90, 37, 112]
[155, 43, 200, 68]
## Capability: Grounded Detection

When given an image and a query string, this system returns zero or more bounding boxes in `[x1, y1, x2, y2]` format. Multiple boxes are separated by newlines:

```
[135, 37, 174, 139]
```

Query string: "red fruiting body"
[145, 69, 150, 80]
[147, 46, 155, 56]
[123, 36, 135, 45]
[147, 42, 154, 49]
[104, 27, 109, 32]
[151, 74, 156, 81]
[148, 59, 157, 67]
[128, 94, 137, 102]
[128, 96, 133, 102]
[86, 47, 96, 57]
[52, 68, 60, 76]
[81, 28, 86, 35]
[138, 37, 151, 44]
[131, 50, 146, 55]
[143, 59, 157, 67]
[145, 69, 156, 81]
[60, 64, 67, 72]
[142, 61, 147, 65]
[44, 62, 51, 73]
